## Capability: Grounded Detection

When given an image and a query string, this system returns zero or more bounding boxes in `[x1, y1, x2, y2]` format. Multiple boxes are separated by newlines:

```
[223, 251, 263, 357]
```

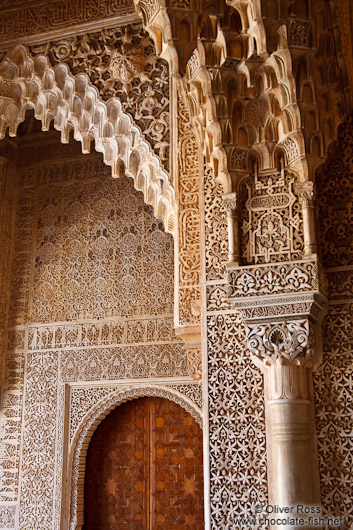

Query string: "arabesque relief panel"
[203, 166, 268, 527]
[314, 114, 353, 529]
[0, 129, 200, 530]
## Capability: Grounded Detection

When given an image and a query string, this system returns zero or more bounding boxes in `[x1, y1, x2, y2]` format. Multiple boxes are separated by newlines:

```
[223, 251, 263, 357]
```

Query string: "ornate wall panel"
[317, 115, 353, 268]
[314, 303, 353, 528]
[203, 167, 268, 527]
[18, 351, 59, 530]
[0, 131, 201, 530]
[0, 143, 17, 379]
[314, 113, 353, 529]
[206, 312, 267, 528]
[240, 170, 304, 264]
[0, 350, 24, 506]
[177, 89, 201, 325]
[204, 167, 228, 282]
[10, 137, 174, 324]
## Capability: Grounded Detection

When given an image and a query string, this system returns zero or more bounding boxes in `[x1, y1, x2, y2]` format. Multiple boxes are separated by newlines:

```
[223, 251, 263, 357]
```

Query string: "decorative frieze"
[0, 0, 135, 45]
[227, 260, 326, 299]
[60, 344, 187, 382]
[8, 316, 177, 352]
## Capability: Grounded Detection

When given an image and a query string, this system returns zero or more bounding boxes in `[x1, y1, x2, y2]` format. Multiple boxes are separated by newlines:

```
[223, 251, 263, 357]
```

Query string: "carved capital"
[245, 318, 319, 399]
[246, 319, 314, 367]
[295, 180, 315, 206]
[222, 192, 238, 212]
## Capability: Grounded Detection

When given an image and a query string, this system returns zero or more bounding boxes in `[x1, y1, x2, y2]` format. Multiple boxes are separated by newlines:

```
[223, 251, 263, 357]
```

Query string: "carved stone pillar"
[295, 181, 317, 257]
[227, 260, 327, 528]
[222, 192, 240, 266]
[247, 319, 321, 526]
[173, 78, 202, 382]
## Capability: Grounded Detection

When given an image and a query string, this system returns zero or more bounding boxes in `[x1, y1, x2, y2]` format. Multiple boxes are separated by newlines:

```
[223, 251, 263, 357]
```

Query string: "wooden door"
[83, 397, 204, 530]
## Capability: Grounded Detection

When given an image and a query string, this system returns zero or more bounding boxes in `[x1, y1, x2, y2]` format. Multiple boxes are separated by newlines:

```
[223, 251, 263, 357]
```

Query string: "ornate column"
[225, 166, 327, 527]
[295, 181, 317, 257]
[222, 192, 240, 266]
[228, 259, 327, 528]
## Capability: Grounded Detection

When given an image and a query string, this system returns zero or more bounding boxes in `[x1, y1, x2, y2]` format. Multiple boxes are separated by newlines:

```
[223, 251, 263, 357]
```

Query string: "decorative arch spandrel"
[0, 44, 176, 234]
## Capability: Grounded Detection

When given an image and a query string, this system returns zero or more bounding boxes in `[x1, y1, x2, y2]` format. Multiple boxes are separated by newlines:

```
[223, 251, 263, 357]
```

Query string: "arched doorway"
[83, 396, 204, 529]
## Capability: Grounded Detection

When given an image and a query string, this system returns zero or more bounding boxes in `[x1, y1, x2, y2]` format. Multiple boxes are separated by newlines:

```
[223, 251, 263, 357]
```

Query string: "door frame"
[61, 384, 203, 530]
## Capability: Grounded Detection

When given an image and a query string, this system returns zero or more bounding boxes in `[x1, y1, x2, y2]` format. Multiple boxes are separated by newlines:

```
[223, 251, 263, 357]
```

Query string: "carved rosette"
[108, 30, 148, 89]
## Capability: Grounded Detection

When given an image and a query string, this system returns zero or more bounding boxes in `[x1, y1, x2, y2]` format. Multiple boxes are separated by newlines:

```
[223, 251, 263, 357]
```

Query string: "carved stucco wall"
[0, 128, 201, 530]
[314, 114, 353, 529]
[204, 166, 268, 528]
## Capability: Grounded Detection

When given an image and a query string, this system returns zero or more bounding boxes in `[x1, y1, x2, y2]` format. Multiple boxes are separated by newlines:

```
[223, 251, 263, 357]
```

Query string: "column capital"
[295, 180, 316, 205]
[246, 318, 315, 367]
[221, 191, 238, 212]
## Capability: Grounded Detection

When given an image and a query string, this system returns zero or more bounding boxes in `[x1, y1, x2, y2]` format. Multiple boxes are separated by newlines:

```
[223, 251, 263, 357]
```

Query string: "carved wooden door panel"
[83, 397, 204, 530]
